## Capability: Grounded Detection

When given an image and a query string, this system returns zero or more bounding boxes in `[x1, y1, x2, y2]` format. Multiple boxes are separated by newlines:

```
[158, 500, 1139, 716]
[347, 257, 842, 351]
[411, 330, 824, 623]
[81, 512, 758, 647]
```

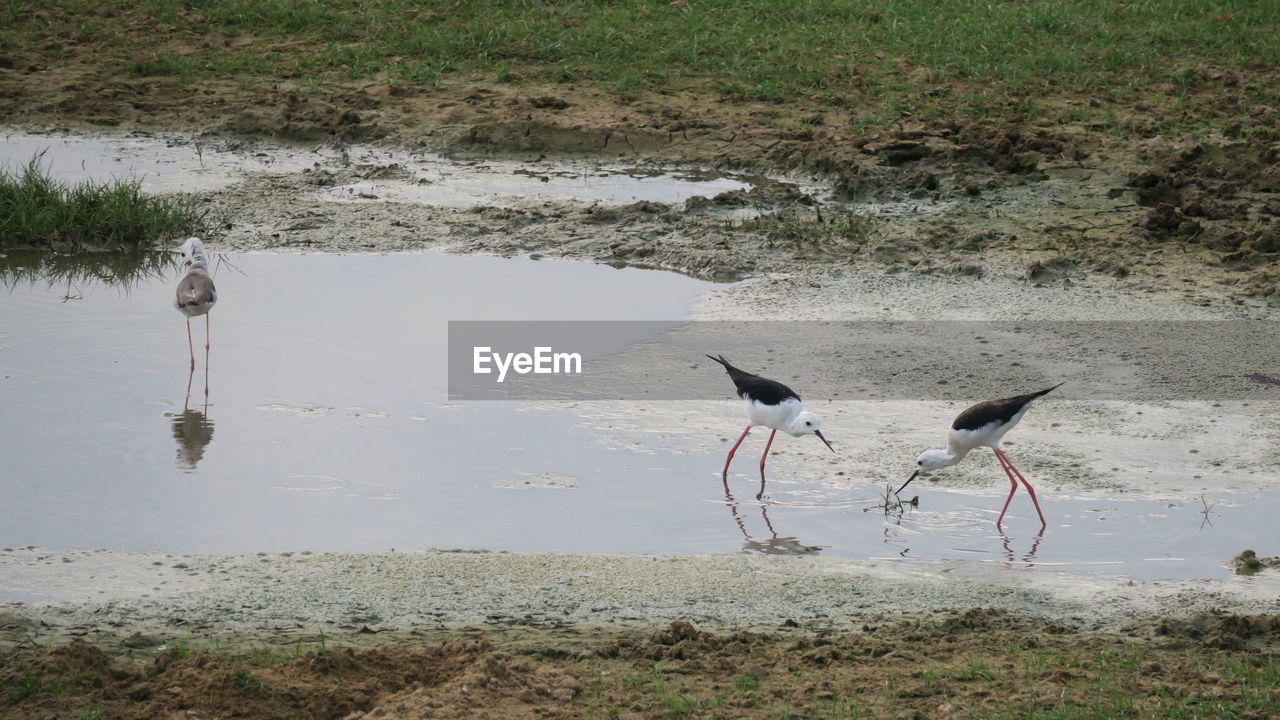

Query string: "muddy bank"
[4, 3, 1279, 302]
[4, 611, 1279, 720]
[182, 130, 1280, 309]
[3, 547, 1278, 657]
[6, 118, 1280, 308]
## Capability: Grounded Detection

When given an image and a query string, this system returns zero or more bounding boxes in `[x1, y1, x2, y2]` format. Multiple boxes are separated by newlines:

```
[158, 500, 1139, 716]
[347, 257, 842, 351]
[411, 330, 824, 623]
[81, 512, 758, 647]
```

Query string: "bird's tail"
[705, 354, 736, 374]
[1034, 381, 1066, 399]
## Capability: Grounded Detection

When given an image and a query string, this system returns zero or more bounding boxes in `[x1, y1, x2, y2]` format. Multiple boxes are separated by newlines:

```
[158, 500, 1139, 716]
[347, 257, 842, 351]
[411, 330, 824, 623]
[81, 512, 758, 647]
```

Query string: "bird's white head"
[180, 237, 208, 268]
[915, 448, 956, 473]
[896, 448, 959, 495]
[787, 411, 835, 453]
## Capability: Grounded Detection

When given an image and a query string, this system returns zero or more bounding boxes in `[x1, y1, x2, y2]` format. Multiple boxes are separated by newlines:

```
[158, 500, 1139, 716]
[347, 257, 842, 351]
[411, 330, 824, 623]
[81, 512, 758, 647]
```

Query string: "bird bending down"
[707, 354, 835, 500]
[174, 237, 217, 370]
[898, 383, 1063, 530]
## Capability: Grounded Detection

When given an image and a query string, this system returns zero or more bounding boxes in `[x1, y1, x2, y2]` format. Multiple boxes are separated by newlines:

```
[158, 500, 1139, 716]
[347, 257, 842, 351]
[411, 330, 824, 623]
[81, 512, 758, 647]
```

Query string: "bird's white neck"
[933, 445, 970, 469]
[184, 239, 209, 269]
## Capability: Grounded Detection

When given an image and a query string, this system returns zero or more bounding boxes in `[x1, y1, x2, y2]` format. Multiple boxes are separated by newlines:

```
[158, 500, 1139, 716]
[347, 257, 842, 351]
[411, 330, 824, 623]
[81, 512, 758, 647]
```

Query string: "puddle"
[740, 485, 1279, 581]
[0, 131, 325, 192]
[1, 131, 756, 207]
[1, 250, 1275, 585]
[0, 132, 1271, 589]
[0, 251, 714, 558]
[322, 149, 754, 207]
[2, 130, 953, 219]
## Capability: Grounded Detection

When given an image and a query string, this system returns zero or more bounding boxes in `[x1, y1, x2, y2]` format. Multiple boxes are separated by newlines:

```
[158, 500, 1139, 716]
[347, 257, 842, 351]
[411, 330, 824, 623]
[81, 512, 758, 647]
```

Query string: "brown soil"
[3, 33, 1279, 302]
[3, 612, 1278, 720]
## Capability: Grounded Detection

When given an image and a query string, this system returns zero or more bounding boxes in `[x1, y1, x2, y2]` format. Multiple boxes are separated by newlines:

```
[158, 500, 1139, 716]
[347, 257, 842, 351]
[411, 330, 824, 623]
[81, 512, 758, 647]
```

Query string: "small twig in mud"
[864, 483, 918, 516]
[212, 253, 248, 279]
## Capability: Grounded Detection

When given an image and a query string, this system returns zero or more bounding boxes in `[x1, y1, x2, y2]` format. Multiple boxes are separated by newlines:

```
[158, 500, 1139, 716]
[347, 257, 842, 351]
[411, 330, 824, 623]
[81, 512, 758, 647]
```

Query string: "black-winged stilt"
[174, 237, 217, 371]
[706, 354, 835, 500]
[897, 383, 1063, 529]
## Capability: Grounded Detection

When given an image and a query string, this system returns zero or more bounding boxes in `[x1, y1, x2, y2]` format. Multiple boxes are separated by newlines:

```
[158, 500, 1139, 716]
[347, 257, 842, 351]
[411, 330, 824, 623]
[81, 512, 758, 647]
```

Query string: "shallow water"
[1, 128, 1275, 585]
[322, 150, 752, 207]
[0, 251, 1275, 584]
[0, 251, 711, 553]
[1, 130, 959, 219]
[0, 132, 323, 192]
[0, 131, 754, 206]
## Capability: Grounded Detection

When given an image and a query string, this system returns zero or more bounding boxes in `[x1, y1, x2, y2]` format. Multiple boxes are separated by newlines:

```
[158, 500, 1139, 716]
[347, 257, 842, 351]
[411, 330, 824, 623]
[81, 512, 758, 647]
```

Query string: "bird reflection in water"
[722, 479, 822, 556]
[1000, 531, 1044, 569]
[172, 365, 214, 470]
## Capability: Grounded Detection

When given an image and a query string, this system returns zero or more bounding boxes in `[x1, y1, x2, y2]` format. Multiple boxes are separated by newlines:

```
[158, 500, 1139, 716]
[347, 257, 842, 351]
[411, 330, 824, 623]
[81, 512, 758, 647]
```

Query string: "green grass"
[2, 673, 45, 704]
[4, 636, 1279, 720]
[4, 1, 1278, 134]
[232, 668, 275, 697]
[248, 636, 328, 667]
[1, 672, 70, 704]
[0, 156, 216, 251]
[732, 672, 761, 691]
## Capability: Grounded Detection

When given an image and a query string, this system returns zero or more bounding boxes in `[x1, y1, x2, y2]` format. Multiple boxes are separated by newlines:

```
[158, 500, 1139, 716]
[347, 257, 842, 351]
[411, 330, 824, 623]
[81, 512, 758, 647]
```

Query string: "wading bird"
[707, 354, 834, 500]
[174, 237, 217, 370]
[898, 384, 1063, 530]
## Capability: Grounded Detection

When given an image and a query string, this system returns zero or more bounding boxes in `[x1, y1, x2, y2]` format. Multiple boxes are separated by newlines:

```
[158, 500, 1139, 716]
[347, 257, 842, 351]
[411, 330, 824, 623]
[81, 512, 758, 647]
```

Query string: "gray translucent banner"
[447, 321, 1279, 401]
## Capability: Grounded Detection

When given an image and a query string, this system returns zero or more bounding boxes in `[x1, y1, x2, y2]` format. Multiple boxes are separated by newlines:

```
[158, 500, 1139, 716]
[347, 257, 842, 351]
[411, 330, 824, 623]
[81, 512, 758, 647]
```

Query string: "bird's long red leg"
[186, 318, 195, 370]
[723, 425, 752, 479]
[996, 449, 1047, 529]
[204, 315, 211, 406]
[994, 450, 1020, 529]
[756, 429, 777, 500]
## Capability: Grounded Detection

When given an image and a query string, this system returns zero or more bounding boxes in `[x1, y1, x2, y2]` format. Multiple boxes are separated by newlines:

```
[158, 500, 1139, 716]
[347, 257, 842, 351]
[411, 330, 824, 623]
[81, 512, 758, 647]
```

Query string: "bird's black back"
[952, 384, 1063, 431]
[706, 354, 800, 406]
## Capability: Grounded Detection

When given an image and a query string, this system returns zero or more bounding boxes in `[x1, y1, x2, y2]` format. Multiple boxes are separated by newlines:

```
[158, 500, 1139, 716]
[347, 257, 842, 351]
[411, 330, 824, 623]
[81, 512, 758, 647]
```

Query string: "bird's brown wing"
[176, 272, 216, 309]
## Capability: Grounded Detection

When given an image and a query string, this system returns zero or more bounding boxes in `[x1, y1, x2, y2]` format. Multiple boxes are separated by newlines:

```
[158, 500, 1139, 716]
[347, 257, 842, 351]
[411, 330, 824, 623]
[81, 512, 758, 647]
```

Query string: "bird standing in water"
[898, 384, 1063, 529]
[707, 354, 835, 500]
[174, 237, 217, 370]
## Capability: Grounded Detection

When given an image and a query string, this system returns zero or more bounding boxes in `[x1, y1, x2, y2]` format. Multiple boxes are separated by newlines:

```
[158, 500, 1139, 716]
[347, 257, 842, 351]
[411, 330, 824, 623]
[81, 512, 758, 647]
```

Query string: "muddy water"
[0, 131, 324, 192]
[0, 252, 716, 555]
[0, 251, 1273, 582]
[0, 131, 755, 205]
[1, 130, 1274, 587]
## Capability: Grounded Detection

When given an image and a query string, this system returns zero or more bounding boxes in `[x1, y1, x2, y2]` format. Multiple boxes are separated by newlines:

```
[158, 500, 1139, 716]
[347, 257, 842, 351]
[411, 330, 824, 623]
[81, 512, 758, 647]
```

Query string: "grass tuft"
[0, 155, 218, 252]
[2, 673, 44, 703]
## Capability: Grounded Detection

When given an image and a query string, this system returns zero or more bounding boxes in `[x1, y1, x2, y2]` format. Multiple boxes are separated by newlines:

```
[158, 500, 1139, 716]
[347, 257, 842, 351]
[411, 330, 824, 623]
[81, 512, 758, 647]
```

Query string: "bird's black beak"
[814, 430, 835, 453]
[896, 470, 920, 496]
